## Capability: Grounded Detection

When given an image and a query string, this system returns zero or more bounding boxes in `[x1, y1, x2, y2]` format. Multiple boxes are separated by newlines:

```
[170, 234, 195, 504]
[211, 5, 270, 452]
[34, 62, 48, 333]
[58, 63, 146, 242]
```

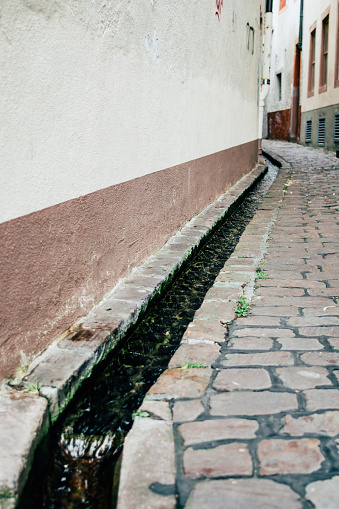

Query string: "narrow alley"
[1, 0, 339, 507]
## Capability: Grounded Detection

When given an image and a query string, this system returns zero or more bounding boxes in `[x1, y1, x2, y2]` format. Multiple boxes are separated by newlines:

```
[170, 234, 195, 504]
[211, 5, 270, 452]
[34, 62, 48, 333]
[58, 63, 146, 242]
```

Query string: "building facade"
[0, 0, 266, 380]
[300, 0, 339, 152]
[264, 0, 301, 141]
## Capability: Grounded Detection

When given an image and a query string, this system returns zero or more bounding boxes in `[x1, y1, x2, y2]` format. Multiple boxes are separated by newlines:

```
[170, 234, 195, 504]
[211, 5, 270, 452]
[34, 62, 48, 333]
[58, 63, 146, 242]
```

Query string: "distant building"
[0, 1, 266, 380]
[300, 0, 339, 152]
[264, 0, 301, 142]
[265, 0, 339, 152]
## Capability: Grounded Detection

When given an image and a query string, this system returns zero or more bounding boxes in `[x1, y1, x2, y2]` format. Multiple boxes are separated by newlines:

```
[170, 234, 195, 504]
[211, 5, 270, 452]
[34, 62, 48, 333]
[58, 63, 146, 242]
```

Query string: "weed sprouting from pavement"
[23, 382, 41, 394]
[131, 411, 150, 420]
[234, 295, 251, 317]
[181, 361, 207, 369]
[256, 267, 268, 279]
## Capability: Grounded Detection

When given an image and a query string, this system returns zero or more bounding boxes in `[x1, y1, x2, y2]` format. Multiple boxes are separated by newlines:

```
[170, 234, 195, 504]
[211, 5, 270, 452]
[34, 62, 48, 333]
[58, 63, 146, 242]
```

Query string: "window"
[279, 0, 287, 12]
[320, 13, 330, 92]
[276, 73, 282, 101]
[335, 1, 339, 87]
[308, 27, 316, 97]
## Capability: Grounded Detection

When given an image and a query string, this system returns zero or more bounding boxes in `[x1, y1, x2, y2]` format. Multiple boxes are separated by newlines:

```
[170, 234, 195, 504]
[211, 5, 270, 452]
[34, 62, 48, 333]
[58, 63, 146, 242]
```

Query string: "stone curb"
[262, 143, 292, 170]
[0, 163, 267, 507]
[116, 154, 293, 508]
[0, 387, 49, 509]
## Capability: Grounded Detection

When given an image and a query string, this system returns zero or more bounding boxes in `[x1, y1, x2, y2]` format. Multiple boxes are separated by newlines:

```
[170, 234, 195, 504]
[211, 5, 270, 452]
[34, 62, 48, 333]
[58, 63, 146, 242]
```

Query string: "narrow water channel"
[19, 160, 278, 509]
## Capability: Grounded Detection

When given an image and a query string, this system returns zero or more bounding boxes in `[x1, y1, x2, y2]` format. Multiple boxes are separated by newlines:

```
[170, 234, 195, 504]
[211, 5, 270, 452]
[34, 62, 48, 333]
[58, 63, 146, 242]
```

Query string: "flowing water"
[19, 160, 278, 509]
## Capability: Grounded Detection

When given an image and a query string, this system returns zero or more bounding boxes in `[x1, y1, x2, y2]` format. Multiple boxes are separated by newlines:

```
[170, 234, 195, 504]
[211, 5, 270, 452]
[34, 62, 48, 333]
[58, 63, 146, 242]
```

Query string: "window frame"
[319, 8, 330, 94]
[308, 23, 317, 98]
[279, 0, 287, 14]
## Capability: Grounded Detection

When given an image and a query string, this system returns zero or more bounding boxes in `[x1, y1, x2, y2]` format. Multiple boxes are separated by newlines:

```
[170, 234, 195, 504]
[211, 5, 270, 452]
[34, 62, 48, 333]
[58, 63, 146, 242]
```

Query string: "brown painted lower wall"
[267, 109, 291, 141]
[0, 140, 258, 380]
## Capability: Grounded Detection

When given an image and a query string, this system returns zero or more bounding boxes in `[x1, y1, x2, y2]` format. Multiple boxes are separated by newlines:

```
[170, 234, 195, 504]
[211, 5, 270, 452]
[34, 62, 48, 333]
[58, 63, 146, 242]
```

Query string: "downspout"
[289, 0, 303, 142]
[297, 0, 304, 51]
[258, 0, 273, 155]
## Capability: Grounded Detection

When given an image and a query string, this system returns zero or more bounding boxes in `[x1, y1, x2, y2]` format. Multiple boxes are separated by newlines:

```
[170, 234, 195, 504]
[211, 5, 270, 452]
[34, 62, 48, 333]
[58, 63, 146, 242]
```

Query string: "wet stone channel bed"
[19, 161, 278, 509]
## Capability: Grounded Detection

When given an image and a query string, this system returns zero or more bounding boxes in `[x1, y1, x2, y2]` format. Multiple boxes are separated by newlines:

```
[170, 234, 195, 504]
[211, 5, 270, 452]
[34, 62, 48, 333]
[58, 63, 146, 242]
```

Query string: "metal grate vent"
[305, 120, 312, 143]
[334, 114, 339, 142]
[318, 117, 326, 146]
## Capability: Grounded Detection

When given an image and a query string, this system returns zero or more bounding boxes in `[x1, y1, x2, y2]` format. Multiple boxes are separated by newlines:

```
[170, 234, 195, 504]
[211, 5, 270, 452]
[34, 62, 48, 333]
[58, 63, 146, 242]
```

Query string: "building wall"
[264, 0, 300, 139]
[300, 0, 339, 151]
[0, 0, 264, 379]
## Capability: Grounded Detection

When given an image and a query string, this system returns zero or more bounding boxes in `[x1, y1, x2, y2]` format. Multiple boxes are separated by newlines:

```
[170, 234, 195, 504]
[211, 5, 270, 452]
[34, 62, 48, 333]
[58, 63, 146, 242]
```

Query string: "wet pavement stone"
[182, 320, 227, 343]
[275, 367, 331, 390]
[232, 327, 295, 337]
[172, 400, 205, 423]
[221, 351, 295, 366]
[117, 415, 176, 509]
[212, 368, 271, 391]
[258, 438, 325, 475]
[179, 418, 258, 445]
[185, 479, 302, 509]
[305, 476, 339, 508]
[277, 337, 323, 350]
[183, 443, 253, 478]
[168, 342, 220, 368]
[281, 412, 339, 437]
[0, 388, 49, 503]
[209, 391, 298, 416]
[227, 337, 274, 350]
[147, 368, 212, 399]
[193, 301, 235, 322]
[301, 352, 339, 366]
[304, 389, 339, 411]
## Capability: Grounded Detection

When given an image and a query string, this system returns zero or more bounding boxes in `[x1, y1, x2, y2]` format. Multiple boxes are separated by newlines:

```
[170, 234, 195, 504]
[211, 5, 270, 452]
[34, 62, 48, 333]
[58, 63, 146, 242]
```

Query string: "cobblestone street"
[117, 141, 339, 509]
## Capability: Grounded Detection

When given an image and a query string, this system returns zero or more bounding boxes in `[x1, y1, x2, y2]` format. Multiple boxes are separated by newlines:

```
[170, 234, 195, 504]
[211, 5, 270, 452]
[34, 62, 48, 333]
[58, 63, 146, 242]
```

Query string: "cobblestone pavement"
[117, 141, 339, 509]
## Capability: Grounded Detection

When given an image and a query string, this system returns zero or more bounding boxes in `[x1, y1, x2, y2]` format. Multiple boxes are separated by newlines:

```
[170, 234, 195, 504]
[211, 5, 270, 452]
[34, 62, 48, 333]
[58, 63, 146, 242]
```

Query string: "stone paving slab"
[185, 479, 302, 509]
[117, 141, 339, 509]
[147, 368, 212, 399]
[0, 387, 48, 506]
[168, 343, 220, 368]
[117, 410, 176, 509]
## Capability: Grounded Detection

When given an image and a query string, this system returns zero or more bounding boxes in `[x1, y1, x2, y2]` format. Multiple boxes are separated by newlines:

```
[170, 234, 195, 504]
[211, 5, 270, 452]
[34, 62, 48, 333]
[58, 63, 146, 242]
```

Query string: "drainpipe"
[289, 0, 304, 142]
[297, 0, 304, 51]
[258, 0, 273, 155]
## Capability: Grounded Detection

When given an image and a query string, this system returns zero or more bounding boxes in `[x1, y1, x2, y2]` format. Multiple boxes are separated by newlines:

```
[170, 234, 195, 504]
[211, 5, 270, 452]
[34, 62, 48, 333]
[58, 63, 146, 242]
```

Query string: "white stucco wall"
[265, 0, 300, 116]
[301, 0, 339, 113]
[0, 0, 264, 223]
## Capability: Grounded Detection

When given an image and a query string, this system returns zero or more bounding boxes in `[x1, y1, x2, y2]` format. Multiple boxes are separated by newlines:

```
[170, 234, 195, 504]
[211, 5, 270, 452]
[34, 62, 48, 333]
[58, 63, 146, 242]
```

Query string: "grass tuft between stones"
[131, 411, 150, 420]
[181, 360, 207, 369]
[0, 486, 14, 500]
[256, 267, 268, 279]
[234, 295, 251, 317]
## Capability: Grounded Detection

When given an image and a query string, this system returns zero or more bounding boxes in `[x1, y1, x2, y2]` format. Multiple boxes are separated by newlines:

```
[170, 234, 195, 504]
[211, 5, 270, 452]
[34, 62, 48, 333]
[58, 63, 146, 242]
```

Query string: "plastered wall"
[1, 0, 263, 224]
[0, 0, 264, 379]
